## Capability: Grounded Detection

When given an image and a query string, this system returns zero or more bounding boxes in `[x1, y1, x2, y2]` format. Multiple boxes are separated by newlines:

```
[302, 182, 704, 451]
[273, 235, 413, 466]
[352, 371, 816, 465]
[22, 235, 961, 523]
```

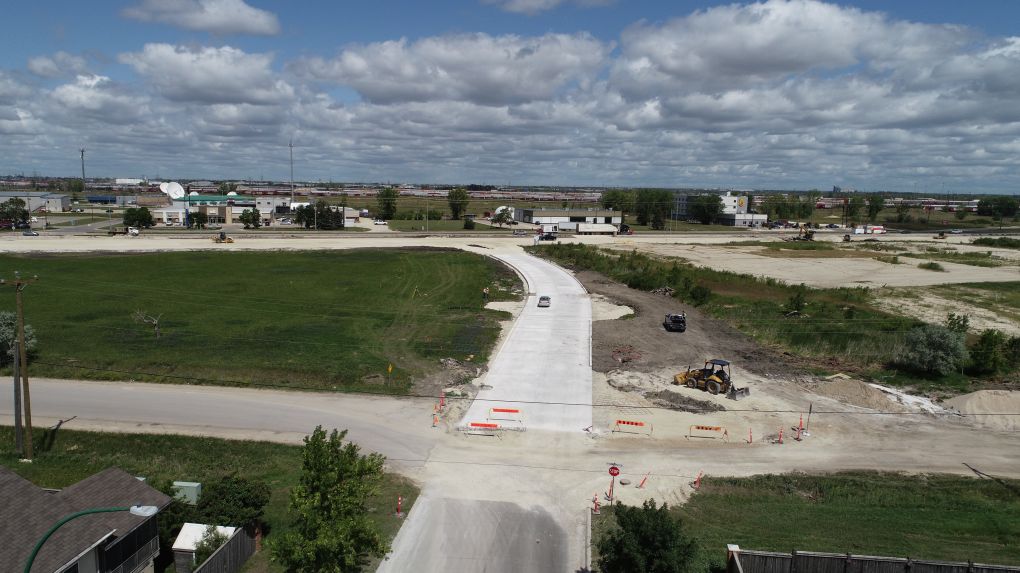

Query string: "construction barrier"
[613, 419, 653, 435]
[687, 425, 729, 441]
[487, 407, 523, 422]
[457, 421, 526, 434]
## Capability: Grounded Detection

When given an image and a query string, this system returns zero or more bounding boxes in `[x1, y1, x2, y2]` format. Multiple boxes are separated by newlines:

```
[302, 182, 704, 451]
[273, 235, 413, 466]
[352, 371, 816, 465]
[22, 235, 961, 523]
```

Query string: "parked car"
[539, 233, 557, 241]
[950, 229, 963, 234]
[825, 223, 839, 229]
[30, 216, 38, 223]
[537, 295, 551, 308]
[373, 219, 387, 225]
[22, 230, 39, 236]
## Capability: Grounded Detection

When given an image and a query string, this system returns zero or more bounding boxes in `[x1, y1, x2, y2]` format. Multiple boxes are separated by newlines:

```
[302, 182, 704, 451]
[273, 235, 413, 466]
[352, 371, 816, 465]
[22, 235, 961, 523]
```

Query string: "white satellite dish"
[160, 181, 186, 200]
[189, 191, 199, 196]
[227, 191, 237, 196]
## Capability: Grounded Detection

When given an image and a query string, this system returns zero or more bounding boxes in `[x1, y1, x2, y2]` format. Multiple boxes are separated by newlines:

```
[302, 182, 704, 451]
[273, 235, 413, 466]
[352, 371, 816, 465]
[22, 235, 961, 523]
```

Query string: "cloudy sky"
[2, 0, 1020, 192]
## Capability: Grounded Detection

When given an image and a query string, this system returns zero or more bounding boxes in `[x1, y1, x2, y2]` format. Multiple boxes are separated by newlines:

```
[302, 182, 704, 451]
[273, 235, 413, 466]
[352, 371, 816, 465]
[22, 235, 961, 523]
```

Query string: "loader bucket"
[728, 386, 751, 401]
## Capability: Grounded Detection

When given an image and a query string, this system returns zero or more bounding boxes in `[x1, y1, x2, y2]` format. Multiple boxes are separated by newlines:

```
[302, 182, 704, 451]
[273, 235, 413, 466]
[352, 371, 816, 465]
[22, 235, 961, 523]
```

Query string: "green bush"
[597, 499, 699, 573]
[787, 284, 808, 313]
[969, 329, 1008, 374]
[918, 261, 945, 271]
[463, 218, 476, 230]
[973, 237, 1020, 250]
[688, 285, 712, 306]
[898, 325, 968, 376]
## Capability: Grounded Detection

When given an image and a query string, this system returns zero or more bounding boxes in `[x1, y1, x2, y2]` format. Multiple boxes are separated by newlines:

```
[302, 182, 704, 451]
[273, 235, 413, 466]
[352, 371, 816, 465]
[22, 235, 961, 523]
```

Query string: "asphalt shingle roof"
[0, 467, 170, 573]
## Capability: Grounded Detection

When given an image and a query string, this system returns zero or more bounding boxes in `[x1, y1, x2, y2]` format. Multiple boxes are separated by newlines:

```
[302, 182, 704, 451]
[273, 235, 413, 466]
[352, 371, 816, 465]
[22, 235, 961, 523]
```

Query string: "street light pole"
[24, 506, 158, 573]
[2, 272, 38, 460]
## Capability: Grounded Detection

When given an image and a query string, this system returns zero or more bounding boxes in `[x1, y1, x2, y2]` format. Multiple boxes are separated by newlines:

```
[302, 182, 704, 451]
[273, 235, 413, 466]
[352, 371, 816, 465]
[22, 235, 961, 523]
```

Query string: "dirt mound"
[945, 390, 1020, 432]
[809, 377, 901, 411]
[644, 389, 725, 413]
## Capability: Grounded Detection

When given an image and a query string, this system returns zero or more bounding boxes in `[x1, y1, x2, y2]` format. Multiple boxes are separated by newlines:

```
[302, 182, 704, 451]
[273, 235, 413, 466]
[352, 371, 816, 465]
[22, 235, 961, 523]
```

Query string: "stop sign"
[608, 466, 620, 477]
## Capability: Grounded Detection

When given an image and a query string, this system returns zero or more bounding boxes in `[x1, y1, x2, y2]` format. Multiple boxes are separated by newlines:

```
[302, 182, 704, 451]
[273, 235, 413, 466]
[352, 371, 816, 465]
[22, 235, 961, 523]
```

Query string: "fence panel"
[192, 527, 256, 573]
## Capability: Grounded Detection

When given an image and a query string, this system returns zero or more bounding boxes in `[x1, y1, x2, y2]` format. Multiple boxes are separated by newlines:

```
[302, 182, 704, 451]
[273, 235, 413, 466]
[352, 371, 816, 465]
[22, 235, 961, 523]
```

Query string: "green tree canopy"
[273, 426, 387, 573]
[239, 208, 262, 229]
[195, 525, 230, 566]
[447, 188, 469, 220]
[491, 208, 512, 227]
[376, 187, 399, 220]
[198, 474, 271, 528]
[597, 499, 699, 573]
[123, 207, 155, 228]
[847, 196, 865, 220]
[188, 211, 209, 229]
[689, 194, 724, 225]
[0, 311, 36, 366]
[866, 194, 886, 221]
[0, 198, 29, 223]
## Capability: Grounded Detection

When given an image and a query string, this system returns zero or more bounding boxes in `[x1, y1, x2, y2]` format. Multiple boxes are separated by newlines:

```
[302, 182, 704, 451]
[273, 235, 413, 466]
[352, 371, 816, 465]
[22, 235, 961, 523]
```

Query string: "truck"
[108, 226, 140, 236]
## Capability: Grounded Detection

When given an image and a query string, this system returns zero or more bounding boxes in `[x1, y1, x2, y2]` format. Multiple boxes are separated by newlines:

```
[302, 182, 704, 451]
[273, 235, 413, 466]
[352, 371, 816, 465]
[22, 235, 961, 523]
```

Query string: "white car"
[373, 220, 387, 225]
[537, 295, 551, 308]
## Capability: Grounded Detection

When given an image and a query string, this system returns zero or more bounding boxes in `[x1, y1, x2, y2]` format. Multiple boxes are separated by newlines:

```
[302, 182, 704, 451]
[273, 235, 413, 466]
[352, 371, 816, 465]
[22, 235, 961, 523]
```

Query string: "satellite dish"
[160, 181, 185, 200]
[189, 191, 199, 196]
[227, 191, 237, 196]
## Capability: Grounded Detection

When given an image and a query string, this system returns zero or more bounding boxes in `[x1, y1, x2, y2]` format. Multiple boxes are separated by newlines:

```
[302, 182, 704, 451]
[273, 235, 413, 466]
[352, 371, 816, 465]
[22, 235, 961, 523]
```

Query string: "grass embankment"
[935, 282, 1020, 324]
[0, 249, 519, 392]
[529, 243, 920, 379]
[593, 472, 1020, 570]
[973, 237, 1020, 250]
[383, 219, 506, 232]
[0, 426, 415, 573]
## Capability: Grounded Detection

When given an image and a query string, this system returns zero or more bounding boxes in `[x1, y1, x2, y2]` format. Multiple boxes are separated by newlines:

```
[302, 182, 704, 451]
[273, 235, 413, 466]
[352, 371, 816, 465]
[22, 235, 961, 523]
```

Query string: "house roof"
[0, 467, 170, 573]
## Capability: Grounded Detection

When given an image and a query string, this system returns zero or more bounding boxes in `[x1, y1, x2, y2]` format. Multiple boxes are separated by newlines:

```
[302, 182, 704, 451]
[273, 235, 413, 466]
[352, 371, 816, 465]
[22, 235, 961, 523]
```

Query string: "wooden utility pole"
[3, 272, 38, 460]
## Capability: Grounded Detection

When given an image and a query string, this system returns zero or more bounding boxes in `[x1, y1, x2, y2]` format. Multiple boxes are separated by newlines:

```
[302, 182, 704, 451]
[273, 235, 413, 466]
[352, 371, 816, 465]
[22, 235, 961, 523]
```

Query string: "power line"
[29, 361, 1020, 417]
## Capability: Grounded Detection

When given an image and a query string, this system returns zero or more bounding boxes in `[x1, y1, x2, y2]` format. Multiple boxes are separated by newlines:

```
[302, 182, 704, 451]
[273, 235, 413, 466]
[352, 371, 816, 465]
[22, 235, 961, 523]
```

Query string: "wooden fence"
[191, 527, 256, 573]
[727, 547, 1020, 573]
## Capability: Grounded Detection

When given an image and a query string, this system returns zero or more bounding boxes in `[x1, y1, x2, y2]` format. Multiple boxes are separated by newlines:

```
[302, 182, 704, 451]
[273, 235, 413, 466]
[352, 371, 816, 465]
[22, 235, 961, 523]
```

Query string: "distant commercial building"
[513, 208, 621, 232]
[672, 191, 766, 227]
[0, 190, 70, 213]
[152, 194, 291, 226]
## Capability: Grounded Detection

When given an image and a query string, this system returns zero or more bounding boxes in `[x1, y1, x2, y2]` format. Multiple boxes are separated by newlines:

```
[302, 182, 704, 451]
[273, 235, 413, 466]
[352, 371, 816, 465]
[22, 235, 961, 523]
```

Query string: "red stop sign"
[608, 466, 620, 477]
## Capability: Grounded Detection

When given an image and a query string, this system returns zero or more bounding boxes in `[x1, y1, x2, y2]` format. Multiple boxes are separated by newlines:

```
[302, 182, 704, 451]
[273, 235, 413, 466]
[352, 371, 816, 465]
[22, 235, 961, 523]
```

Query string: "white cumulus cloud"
[123, 0, 280, 36]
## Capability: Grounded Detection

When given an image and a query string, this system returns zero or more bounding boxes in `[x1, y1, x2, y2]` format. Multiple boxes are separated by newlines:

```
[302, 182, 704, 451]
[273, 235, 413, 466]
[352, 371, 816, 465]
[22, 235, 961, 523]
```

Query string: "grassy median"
[0, 248, 519, 392]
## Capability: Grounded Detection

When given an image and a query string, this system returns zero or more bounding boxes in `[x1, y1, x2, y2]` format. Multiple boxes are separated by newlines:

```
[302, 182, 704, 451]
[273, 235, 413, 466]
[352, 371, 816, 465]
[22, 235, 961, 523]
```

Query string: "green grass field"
[593, 472, 1020, 571]
[0, 426, 416, 573]
[384, 219, 508, 232]
[0, 249, 519, 392]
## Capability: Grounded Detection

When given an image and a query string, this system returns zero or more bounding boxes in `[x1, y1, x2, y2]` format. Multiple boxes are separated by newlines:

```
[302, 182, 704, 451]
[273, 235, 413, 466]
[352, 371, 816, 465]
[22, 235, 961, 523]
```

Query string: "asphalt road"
[0, 378, 439, 468]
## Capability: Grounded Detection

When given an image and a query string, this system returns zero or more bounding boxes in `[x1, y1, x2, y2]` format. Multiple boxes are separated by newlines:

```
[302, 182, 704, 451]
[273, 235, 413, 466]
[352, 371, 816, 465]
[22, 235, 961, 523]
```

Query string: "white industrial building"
[513, 208, 622, 232]
[672, 191, 767, 227]
[0, 191, 70, 213]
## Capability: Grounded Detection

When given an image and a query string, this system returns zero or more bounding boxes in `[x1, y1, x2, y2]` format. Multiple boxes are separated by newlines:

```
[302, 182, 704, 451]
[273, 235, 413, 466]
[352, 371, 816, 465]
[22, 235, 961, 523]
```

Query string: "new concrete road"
[0, 379, 439, 468]
[460, 252, 593, 432]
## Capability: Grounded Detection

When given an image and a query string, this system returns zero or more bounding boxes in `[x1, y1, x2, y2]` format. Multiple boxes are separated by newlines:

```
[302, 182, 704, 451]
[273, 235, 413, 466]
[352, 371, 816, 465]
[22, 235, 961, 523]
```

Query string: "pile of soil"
[945, 390, 1020, 432]
[643, 389, 725, 413]
[574, 270, 799, 378]
[808, 378, 901, 411]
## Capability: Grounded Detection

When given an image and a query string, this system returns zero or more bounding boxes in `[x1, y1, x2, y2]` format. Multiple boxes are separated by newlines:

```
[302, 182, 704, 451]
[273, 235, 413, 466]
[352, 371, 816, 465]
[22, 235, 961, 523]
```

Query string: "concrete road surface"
[461, 252, 593, 433]
[377, 496, 567, 573]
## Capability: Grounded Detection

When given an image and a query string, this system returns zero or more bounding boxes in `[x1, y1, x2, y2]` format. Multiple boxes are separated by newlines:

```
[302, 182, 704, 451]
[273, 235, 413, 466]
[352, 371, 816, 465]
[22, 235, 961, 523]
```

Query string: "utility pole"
[12, 340, 22, 454]
[289, 139, 295, 206]
[2, 272, 38, 460]
[80, 148, 86, 190]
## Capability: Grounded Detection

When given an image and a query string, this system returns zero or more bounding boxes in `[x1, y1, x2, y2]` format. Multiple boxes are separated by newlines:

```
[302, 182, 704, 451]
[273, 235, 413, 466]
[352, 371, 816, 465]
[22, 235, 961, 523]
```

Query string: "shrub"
[463, 218, 476, 230]
[944, 312, 970, 334]
[918, 261, 945, 271]
[897, 325, 968, 376]
[787, 284, 808, 313]
[688, 285, 712, 306]
[194, 525, 230, 566]
[597, 499, 699, 573]
[969, 329, 1008, 374]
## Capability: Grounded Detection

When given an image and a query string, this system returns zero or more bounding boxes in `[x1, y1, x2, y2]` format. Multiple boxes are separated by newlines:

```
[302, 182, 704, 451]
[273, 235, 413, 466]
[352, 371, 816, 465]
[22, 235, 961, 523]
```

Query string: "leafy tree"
[897, 324, 968, 376]
[944, 312, 969, 334]
[491, 208, 513, 227]
[194, 525, 230, 567]
[0, 311, 36, 366]
[969, 329, 1008, 374]
[66, 179, 85, 199]
[0, 198, 29, 223]
[189, 211, 209, 229]
[239, 208, 262, 229]
[198, 474, 271, 528]
[447, 188, 469, 220]
[294, 204, 316, 229]
[218, 182, 238, 194]
[376, 187, 399, 220]
[787, 284, 808, 313]
[274, 426, 387, 573]
[894, 202, 912, 223]
[847, 196, 865, 219]
[688, 194, 724, 225]
[866, 194, 885, 222]
[597, 499, 699, 573]
[954, 209, 967, 221]
[634, 189, 671, 226]
[123, 207, 155, 228]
